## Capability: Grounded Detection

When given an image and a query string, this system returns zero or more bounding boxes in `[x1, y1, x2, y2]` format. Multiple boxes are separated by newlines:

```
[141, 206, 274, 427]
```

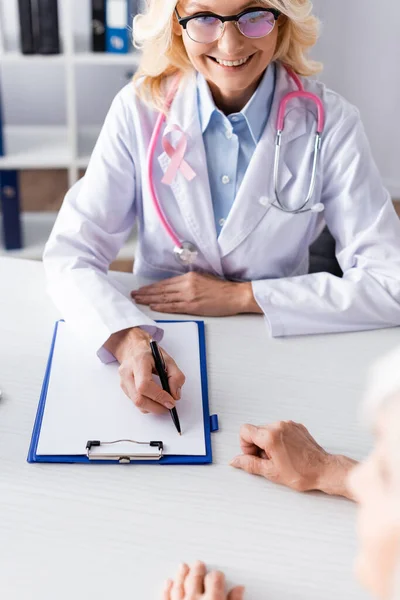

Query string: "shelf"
[0, 51, 66, 64]
[72, 37, 140, 65]
[0, 50, 141, 66]
[0, 126, 72, 169]
[73, 51, 141, 66]
[0, 126, 106, 170]
[0, 0, 143, 255]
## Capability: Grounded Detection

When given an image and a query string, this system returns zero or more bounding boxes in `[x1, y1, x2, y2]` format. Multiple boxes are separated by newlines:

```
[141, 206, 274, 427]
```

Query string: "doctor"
[44, 0, 400, 415]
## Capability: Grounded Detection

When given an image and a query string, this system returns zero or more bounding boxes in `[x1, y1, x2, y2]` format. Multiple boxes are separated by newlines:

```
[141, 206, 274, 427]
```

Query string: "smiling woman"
[133, 0, 322, 112]
[43, 0, 400, 419]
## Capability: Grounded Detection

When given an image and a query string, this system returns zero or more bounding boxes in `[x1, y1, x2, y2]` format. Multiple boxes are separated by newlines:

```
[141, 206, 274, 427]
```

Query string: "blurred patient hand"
[230, 421, 358, 500]
[162, 562, 244, 600]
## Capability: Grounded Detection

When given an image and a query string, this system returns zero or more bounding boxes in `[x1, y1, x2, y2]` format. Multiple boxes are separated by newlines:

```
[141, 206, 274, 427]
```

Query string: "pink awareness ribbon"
[161, 125, 196, 186]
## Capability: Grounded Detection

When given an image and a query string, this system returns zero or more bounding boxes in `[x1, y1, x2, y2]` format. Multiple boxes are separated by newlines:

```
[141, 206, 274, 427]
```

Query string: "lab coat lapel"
[157, 72, 223, 276]
[218, 63, 308, 258]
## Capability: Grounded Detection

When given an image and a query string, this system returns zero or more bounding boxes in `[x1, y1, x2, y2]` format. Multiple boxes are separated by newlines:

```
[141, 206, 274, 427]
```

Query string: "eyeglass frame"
[174, 7, 282, 43]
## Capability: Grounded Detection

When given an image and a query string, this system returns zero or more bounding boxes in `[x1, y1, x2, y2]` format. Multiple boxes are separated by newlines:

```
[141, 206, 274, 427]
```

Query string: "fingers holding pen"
[119, 345, 183, 414]
[163, 352, 186, 400]
[119, 362, 173, 414]
[105, 327, 185, 416]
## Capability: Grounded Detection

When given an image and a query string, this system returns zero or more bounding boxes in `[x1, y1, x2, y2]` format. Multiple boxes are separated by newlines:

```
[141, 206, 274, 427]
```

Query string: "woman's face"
[348, 400, 400, 599]
[175, 0, 281, 109]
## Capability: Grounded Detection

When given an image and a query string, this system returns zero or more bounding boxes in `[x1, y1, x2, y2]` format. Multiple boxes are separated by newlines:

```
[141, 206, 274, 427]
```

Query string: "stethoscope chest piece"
[173, 242, 198, 265]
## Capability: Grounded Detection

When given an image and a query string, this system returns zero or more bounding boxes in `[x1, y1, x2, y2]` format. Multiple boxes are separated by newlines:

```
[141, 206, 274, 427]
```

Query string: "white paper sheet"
[36, 321, 207, 457]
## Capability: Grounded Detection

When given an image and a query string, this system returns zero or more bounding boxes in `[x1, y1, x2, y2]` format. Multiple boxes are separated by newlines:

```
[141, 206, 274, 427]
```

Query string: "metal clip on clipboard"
[86, 439, 164, 463]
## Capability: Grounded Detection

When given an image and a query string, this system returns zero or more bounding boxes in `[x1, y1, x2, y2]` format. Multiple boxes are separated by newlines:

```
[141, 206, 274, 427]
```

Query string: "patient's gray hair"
[364, 347, 400, 600]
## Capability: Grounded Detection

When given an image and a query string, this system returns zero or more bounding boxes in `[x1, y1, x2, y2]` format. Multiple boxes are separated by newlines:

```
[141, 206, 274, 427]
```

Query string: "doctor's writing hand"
[104, 327, 185, 414]
[230, 422, 358, 500]
[131, 272, 262, 317]
[162, 562, 245, 600]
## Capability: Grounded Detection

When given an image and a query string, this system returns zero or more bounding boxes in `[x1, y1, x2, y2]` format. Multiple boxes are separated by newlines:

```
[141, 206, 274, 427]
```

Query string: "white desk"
[1, 258, 399, 600]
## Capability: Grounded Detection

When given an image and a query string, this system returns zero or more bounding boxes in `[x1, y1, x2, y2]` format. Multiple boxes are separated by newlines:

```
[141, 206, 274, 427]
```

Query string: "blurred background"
[0, 0, 399, 271]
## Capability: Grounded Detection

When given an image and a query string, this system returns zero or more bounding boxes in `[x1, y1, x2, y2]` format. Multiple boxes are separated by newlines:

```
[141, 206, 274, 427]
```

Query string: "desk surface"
[1, 257, 399, 600]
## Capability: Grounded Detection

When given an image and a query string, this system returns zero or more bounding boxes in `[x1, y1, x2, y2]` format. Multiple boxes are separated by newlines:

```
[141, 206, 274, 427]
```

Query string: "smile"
[209, 55, 253, 67]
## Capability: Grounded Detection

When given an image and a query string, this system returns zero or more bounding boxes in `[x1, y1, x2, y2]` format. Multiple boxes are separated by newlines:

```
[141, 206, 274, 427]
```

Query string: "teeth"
[215, 56, 250, 67]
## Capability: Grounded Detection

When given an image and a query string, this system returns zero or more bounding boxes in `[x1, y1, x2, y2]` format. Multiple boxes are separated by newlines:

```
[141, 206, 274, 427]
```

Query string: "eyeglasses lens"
[238, 11, 275, 38]
[187, 16, 223, 43]
[186, 11, 276, 43]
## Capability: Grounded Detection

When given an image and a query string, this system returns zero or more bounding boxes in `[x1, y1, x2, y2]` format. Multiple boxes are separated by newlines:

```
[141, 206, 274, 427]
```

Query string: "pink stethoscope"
[147, 65, 325, 266]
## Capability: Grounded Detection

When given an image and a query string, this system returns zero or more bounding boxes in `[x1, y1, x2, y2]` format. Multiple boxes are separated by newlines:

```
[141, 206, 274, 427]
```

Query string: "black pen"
[150, 340, 182, 435]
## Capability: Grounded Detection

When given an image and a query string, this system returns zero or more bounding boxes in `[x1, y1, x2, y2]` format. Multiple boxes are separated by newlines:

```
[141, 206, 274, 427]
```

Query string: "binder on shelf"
[92, 0, 106, 52]
[0, 170, 23, 251]
[34, 0, 61, 55]
[28, 320, 218, 465]
[17, 0, 36, 54]
[106, 0, 130, 54]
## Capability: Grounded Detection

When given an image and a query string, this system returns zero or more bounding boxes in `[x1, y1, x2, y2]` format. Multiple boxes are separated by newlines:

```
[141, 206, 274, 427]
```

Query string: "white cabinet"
[0, 0, 140, 254]
[0, 0, 140, 187]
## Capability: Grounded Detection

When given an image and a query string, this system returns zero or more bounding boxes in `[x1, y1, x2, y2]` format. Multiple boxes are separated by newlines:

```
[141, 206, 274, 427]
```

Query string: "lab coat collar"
[241, 62, 276, 144]
[197, 72, 216, 134]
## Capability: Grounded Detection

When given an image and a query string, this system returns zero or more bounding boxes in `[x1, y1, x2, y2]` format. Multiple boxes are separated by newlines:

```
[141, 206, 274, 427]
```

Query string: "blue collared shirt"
[197, 62, 276, 236]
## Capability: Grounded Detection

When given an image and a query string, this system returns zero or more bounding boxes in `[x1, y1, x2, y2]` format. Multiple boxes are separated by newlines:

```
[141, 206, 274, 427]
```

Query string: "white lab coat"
[43, 62, 400, 359]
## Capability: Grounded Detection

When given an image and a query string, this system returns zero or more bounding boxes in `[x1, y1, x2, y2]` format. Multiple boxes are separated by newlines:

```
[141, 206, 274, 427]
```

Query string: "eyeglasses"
[175, 7, 281, 44]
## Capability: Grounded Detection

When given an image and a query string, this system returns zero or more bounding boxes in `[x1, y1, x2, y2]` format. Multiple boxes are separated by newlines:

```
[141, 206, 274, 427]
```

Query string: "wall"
[1, 0, 400, 195]
[311, 0, 400, 196]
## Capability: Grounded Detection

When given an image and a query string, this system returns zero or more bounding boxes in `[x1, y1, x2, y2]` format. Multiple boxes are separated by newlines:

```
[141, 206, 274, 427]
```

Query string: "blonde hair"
[132, 0, 323, 112]
[364, 348, 400, 600]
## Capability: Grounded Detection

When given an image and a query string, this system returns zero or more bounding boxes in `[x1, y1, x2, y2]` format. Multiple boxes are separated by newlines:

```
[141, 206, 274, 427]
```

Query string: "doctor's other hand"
[104, 327, 185, 414]
[162, 562, 245, 600]
[131, 272, 262, 317]
[230, 422, 358, 500]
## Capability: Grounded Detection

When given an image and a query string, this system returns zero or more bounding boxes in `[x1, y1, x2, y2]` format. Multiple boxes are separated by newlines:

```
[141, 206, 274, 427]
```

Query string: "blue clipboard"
[28, 319, 219, 465]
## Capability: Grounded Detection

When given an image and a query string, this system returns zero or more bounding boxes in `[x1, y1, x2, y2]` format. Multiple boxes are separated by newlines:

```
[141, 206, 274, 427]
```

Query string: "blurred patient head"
[349, 349, 400, 600]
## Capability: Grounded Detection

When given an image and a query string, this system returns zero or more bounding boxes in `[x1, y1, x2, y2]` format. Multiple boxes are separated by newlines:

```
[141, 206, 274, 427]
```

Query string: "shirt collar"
[197, 62, 276, 143]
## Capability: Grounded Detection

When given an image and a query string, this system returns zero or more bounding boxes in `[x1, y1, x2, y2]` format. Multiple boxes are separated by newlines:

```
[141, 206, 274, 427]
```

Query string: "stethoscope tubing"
[273, 131, 322, 214]
[271, 71, 325, 214]
[146, 78, 182, 249]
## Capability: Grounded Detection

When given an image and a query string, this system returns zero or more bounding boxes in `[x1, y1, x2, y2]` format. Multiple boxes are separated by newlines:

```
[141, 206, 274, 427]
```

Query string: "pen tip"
[179, 432, 182, 436]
